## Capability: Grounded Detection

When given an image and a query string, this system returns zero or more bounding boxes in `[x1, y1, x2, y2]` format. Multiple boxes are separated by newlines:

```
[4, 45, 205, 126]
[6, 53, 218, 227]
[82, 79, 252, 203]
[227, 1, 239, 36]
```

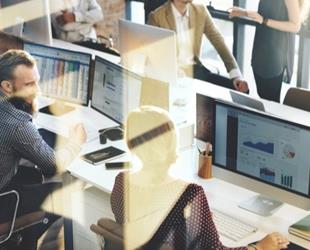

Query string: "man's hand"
[69, 123, 87, 146]
[56, 10, 76, 26]
[233, 78, 249, 93]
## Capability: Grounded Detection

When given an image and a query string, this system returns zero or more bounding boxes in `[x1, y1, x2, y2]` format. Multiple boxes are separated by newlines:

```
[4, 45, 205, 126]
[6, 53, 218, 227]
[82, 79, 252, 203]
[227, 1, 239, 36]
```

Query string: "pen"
[197, 146, 203, 155]
[205, 142, 211, 156]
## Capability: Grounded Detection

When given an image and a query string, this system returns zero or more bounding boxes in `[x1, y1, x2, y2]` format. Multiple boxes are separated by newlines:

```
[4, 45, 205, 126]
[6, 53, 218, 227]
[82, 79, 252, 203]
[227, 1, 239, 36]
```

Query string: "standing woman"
[229, 0, 306, 102]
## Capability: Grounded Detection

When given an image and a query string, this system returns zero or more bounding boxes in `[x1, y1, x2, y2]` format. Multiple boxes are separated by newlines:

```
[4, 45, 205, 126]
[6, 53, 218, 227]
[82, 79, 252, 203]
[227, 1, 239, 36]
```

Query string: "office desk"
[192, 78, 310, 127]
[66, 142, 309, 249]
[52, 81, 310, 249]
[34, 39, 309, 249]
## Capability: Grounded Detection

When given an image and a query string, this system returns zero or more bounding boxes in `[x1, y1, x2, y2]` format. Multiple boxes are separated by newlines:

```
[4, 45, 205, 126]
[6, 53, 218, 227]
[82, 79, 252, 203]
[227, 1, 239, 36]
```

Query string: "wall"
[96, 0, 126, 49]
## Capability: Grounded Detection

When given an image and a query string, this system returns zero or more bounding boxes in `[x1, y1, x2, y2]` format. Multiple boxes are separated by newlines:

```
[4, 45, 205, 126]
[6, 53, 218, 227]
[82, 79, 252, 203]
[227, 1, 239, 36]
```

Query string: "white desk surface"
[65, 138, 309, 248]
[35, 82, 310, 249]
[192, 78, 310, 127]
[35, 41, 310, 248]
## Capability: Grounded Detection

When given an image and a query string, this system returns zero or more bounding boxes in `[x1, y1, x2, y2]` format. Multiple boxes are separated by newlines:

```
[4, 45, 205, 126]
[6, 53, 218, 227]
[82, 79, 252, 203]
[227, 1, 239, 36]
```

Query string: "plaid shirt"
[0, 91, 81, 190]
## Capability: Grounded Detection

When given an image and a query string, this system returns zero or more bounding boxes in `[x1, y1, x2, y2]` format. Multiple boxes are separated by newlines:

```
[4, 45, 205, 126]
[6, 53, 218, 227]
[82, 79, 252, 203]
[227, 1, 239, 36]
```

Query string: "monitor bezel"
[90, 55, 142, 126]
[23, 41, 92, 106]
[213, 99, 310, 199]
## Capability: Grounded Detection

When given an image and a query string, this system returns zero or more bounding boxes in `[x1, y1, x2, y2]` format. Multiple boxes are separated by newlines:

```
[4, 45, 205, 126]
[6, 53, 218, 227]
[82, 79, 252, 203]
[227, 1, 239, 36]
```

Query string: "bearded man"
[0, 50, 86, 249]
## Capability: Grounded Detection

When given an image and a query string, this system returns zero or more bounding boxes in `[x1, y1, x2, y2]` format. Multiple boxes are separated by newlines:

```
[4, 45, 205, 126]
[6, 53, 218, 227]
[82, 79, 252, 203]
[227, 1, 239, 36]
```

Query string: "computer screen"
[24, 42, 91, 105]
[213, 100, 310, 212]
[0, 0, 52, 45]
[119, 19, 177, 87]
[91, 56, 142, 125]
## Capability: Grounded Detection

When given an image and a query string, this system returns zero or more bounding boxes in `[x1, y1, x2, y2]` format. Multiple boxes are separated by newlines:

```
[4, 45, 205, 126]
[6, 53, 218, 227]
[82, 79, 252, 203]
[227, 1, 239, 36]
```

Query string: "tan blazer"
[148, 1, 238, 73]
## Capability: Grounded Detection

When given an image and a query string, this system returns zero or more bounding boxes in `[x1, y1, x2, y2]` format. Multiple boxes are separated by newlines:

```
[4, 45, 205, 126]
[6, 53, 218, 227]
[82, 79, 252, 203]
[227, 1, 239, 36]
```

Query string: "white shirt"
[171, 2, 241, 79]
[171, 3, 195, 76]
[51, 0, 103, 42]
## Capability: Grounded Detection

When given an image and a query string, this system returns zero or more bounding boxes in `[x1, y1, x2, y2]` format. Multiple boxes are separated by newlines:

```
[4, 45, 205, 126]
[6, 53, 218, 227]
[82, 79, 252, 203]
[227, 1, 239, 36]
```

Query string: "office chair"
[90, 218, 173, 250]
[0, 190, 47, 248]
[90, 218, 123, 250]
[283, 87, 310, 112]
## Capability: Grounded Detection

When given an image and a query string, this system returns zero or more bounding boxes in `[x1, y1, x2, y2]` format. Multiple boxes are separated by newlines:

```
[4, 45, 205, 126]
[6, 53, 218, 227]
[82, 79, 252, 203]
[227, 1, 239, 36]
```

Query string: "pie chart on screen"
[283, 144, 296, 159]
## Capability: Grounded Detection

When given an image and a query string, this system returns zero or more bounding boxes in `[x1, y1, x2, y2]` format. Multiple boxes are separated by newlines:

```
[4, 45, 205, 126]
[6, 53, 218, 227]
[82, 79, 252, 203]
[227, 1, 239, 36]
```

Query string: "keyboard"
[212, 209, 258, 242]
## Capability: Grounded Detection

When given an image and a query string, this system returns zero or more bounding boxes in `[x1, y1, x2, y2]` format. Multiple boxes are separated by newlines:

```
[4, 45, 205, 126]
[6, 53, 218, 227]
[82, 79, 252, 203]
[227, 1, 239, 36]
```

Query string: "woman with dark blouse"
[110, 106, 289, 250]
[229, 0, 308, 102]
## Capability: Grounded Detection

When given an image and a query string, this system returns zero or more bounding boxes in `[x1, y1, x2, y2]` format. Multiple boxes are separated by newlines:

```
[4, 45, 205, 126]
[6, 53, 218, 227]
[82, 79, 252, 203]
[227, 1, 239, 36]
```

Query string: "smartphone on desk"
[105, 162, 131, 170]
[81, 146, 125, 165]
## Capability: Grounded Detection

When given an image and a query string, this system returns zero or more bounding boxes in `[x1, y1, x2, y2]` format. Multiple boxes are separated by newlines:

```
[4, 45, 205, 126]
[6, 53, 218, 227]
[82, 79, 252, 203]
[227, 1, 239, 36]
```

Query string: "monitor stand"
[39, 101, 75, 116]
[238, 194, 283, 217]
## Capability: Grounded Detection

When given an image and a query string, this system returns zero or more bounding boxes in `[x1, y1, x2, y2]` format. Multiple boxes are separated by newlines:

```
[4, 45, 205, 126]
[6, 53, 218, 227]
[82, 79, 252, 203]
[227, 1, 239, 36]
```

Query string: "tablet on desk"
[81, 146, 125, 165]
[230, 90, 265, 112]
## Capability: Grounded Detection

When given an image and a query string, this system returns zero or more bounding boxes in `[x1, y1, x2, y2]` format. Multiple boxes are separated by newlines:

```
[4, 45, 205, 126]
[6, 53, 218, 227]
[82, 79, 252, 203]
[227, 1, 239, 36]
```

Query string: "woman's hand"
[228, 7, 263, 24]
[228, 7, 247, 18]
[255, 232, 289, 250]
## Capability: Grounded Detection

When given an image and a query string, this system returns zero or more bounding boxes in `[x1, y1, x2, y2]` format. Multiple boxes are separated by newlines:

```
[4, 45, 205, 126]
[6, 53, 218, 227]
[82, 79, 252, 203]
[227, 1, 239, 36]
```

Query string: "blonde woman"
[110, 106, 289, 249]
[229, 0, 307, 102]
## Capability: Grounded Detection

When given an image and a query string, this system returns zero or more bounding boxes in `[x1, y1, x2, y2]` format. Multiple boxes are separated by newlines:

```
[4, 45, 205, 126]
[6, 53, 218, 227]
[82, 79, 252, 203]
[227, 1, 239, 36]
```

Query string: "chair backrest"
[0, 190, 45, 246]
[90, 218, 124, 250]
[0, 190, 19, 244]
[283, 87, 310, 112]
[90, 218, 173, 250]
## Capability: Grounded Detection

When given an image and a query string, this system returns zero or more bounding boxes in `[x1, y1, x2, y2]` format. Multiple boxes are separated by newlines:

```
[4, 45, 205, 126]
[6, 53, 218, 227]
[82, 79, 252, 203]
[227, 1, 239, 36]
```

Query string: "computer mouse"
[101, 127, 124, 141]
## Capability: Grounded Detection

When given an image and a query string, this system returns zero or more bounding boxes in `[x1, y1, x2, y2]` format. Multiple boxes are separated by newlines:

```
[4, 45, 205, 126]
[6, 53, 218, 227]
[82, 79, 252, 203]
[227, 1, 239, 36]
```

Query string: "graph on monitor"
[213, 100, 310, 214]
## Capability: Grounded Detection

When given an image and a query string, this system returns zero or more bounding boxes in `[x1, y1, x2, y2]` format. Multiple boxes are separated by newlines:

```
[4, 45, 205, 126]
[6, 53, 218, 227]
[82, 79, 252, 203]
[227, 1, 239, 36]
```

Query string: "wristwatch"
[262, 17, 269, 26]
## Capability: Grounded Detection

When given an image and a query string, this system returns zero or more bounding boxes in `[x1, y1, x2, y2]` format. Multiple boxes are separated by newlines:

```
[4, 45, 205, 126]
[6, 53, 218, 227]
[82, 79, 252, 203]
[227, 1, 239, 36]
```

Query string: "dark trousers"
[0, 167, 61, 250]
[253, 70, 284, 102]
[193, 63, 235, 90]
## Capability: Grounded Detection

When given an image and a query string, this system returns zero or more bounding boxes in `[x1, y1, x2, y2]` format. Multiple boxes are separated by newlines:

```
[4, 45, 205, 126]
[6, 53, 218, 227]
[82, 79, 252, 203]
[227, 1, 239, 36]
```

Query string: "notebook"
[289, 214, 310, 241]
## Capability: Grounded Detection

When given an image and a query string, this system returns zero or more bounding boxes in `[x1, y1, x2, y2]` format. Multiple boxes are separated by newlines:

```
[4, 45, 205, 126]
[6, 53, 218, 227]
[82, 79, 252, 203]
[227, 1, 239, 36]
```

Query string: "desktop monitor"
[24, 41, 91, 109]
[119, 19, 177, 87]
[140, 77, 169, 111]
[91, 56, 142, 125]
[0, 0, 52, 45]
[196, 93, 216, 143]
[213, 100, 310, 215]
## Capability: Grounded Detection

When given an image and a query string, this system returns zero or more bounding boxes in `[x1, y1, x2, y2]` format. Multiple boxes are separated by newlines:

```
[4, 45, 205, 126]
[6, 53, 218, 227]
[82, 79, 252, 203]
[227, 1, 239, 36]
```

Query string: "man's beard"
[9, 96, 37, 115]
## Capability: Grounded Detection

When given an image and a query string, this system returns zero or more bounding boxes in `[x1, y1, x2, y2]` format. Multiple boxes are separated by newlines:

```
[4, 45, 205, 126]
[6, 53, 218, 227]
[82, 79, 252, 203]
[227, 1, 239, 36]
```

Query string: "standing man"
[0, 50, 86, 249]
[148, 0, 248, 92]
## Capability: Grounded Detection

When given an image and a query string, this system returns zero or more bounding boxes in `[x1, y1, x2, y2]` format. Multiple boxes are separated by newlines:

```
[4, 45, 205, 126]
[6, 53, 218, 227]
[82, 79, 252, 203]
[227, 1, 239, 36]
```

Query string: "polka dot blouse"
[111, 172, 247, 250]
